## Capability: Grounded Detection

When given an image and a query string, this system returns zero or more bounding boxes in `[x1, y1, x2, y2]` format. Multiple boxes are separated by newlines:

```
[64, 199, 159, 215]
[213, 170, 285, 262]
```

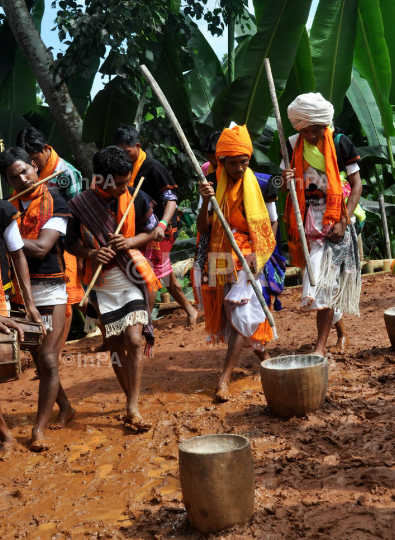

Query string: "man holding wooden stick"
[281, 93, 362, 356]
[194, 124, 278, 401]
[0, 147, 73, 451]
[16, 128, 86, 360]
[65, 146, 161, 431]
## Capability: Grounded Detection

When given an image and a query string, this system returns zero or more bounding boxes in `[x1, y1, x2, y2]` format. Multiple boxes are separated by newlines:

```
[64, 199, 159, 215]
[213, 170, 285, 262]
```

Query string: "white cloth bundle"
[287, 93, 334, 131]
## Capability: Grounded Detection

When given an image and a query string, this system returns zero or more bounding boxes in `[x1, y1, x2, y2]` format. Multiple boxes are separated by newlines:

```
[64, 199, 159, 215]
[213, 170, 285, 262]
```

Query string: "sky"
[40, 0, 320, 98]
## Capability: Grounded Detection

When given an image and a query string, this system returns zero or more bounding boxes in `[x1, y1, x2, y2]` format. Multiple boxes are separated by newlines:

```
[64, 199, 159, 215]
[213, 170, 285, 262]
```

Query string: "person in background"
[114, 125, 197, 326]
[201, 131, 221, 177]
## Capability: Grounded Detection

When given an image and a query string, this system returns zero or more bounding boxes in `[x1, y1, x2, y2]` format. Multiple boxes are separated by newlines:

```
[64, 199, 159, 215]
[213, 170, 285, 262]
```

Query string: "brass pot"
[179, 434, 254, 533]
[260, 354, 328, 419]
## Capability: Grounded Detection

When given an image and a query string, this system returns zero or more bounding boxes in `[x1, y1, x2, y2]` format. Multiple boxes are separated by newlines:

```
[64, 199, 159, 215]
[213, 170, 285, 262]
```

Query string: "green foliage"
[310, 0, 359, 117]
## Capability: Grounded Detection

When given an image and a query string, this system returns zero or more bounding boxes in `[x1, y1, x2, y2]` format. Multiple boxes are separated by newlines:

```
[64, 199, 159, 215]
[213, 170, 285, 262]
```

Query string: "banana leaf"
[279, 26, 316, 140]
[184, 19, 227, 118]
[347, 68, 386, 146]
[379, 0, 395, 105]
[0, 49, 37, 116]
[310, 0, 359, 117]
[82, 76, 139, 148]
[354, 0, 395, 143]
[0, 108, 30, 149]
[217, 0, 313, 139]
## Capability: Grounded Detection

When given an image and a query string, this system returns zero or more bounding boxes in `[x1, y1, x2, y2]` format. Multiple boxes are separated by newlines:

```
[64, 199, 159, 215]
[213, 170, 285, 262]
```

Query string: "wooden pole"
[139, 64, 275, 329]
[8, 170, 63, 202]
[264, 58, 316, 287]
[79, 176, 145, 307]
[379, 194, 392, 259]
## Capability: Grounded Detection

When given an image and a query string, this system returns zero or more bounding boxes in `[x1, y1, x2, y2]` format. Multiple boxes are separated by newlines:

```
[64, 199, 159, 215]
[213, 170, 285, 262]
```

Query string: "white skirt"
[85, 266, 148, 338]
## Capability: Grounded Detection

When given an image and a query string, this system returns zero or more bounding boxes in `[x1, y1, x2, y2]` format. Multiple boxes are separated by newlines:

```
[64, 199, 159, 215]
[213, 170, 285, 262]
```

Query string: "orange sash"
[38, 146, 60, 179]
[11, 184, 53, 240]
[0, 269, 8, 317]
[284, 127, 348, 267]
[129, 149, 146, 187]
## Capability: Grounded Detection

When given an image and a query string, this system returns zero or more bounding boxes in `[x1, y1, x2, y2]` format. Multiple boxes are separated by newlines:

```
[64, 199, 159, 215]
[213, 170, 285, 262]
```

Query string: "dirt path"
[1, 273, 395, 539]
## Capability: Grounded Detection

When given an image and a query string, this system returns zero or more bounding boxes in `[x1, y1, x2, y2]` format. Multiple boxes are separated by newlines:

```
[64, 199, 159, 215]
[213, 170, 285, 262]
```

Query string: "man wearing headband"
[194, 123, 285, 401]
[281, 93, 362, 357]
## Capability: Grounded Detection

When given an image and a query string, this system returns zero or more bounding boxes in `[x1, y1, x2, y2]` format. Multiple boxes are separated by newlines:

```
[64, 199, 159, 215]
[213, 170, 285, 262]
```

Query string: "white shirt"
[4, 220, 24, 252]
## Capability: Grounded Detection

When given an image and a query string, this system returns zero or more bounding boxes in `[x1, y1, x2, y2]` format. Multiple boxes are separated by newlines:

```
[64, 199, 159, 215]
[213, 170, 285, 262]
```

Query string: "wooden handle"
[79, 177, 145, 307]
[140, 64, 276, 328]
[264, 58, 316, 287]
[8, 170, 63, 202]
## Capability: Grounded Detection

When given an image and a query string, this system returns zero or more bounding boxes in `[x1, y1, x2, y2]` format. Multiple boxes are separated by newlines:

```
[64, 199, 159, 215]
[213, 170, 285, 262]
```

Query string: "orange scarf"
[39, 146, 60, 179]
[129, 149, 146, 187]
[11, 184, 53, 239]
[284, 127, 347, 267]
[82, 180, 161, 292]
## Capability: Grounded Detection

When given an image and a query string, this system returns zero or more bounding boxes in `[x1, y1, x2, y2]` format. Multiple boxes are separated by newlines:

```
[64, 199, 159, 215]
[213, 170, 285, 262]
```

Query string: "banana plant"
[310, 0, 359, 117]
[354, 0, 395, 174]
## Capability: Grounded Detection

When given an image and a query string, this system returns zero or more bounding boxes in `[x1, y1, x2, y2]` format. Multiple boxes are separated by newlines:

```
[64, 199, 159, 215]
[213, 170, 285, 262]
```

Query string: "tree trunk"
[0, 0, 97, 179]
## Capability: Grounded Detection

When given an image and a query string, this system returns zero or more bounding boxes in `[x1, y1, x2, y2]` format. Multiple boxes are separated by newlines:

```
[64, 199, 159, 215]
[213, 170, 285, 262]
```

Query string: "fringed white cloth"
[287, 92, 334, 131]
[30, 282, 67, 333]
[88, 266, 148, 338]
[302, 207, 361, 316]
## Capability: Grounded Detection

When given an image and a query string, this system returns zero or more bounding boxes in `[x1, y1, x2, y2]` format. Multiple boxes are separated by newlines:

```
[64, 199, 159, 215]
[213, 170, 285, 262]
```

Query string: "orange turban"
[215, 124, 253, 160]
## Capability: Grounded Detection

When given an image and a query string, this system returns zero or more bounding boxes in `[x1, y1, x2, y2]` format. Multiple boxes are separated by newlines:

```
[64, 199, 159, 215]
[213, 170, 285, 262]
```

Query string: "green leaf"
[357, 144, 393, 163]
[0, 108, 30, 149]
[170, 0, 181, 14]
[310, 0, 358, 117]
[354, 0, 395, 140]
[184, 18, 227, 118]
[67, 48, 101, 117]
[220, 0, 313, 139]
[82, 77, 139, 148]
[379, 0, 395, 104]
[279, 27, 316, 140]
[151, 30, 195, 126]
[0, 48, 37, 116]
[347, 67, 386, 146]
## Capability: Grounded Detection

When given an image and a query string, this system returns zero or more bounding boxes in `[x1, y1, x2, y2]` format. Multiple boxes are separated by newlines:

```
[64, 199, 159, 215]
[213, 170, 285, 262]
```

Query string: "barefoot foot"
[30, 427, 50, 452]
[49, 406, 76, 430]
[124, 412, 152, 432]
[0, 439, 14, 460]
[330, 334, 351, 353]
[186, 308, 198, 328]
[215, 383, 231, 402]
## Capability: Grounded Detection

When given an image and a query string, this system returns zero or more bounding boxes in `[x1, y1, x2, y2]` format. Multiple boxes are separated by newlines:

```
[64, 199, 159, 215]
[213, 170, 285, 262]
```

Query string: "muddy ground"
[1, 273, 395, 539]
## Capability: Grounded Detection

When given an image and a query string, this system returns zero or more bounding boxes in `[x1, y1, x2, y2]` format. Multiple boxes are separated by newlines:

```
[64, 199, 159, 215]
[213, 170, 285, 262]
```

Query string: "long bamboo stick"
[79, 176, 145, 307]
[8, 170, 63, 202]
[139, 64, 275, 328]
[264, 58, 316, 287]
[378, 194, 392, 259]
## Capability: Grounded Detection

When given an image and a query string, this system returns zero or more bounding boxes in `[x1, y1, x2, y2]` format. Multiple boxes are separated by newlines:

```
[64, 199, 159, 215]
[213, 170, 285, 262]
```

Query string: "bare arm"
[22, 229, 60, 259]
[197, 182, 215, 235]
[328, 170, 362, 242]
[108, 228, 157, 251]
[271, 220, 278, 237]
[8, 249, 45, 332]
[65, 241, 116, 266]
[154, 200, 177, 242]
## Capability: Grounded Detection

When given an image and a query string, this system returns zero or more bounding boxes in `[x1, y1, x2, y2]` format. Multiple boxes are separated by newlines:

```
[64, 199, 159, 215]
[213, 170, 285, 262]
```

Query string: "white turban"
[287, 93, 334, 131]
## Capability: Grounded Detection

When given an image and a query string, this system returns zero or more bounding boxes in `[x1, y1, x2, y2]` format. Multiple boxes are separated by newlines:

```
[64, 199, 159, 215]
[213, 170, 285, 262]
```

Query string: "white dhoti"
[85, 266, 148, 337]
[31, 282, 68, 332]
